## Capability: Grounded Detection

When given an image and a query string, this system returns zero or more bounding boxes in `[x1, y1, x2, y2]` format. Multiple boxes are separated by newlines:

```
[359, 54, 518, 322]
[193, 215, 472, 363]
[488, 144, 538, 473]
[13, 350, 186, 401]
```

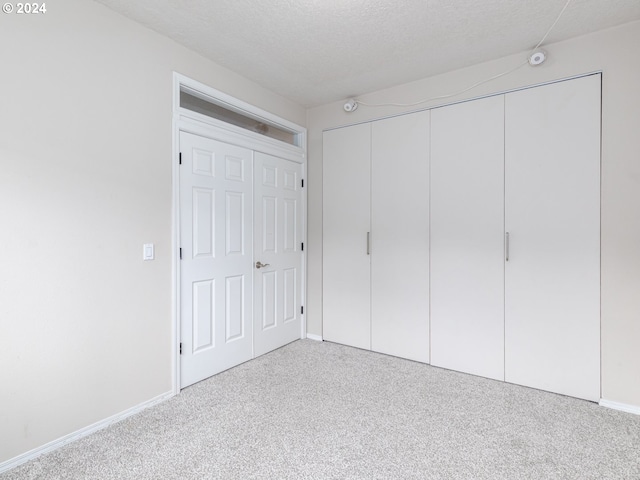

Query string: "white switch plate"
[143, 243, 154, 261]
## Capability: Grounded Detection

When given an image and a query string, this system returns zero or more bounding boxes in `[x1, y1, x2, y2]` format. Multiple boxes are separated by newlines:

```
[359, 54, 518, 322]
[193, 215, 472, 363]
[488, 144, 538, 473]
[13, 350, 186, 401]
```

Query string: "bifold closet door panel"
[323, 124, 372, 350]
[430, 95, 506, 380]
[505, 74, 601, 402]
[371, 111, 430, 363]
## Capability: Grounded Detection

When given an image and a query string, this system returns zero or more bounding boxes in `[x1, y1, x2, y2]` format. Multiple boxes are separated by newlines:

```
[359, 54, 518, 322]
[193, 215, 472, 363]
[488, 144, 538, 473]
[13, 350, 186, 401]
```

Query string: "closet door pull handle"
[367, 232, 370, 255]
[505, 232, 510, 262]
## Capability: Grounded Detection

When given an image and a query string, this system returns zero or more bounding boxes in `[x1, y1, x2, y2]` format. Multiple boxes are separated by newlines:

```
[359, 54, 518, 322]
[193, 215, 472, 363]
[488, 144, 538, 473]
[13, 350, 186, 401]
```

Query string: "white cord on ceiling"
[532, 0, 573, 51]
[355, 0, 572, 109]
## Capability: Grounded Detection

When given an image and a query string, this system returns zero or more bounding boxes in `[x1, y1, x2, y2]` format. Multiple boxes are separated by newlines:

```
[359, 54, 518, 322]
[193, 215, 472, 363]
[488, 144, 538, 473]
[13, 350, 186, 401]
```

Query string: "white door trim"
[172, 73, 307, 394]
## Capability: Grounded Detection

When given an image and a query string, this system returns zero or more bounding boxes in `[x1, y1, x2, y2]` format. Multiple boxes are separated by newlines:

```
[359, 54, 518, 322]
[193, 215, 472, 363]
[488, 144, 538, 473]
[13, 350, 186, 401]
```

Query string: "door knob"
[255, 261, 270, 269]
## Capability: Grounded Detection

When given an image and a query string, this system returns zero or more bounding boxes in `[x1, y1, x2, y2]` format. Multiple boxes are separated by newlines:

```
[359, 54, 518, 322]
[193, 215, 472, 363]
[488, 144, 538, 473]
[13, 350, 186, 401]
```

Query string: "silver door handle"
[505, 232, 510, 262]
[255, 261, 270, 269]
[367, 232, 370, 255]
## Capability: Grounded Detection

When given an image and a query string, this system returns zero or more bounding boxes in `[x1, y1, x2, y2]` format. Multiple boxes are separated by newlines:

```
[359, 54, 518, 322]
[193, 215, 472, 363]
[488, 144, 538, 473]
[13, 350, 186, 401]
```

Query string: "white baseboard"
[0, 390, 174, 475]
[306, 333, 323, 342]
[599, 398, 640, 415]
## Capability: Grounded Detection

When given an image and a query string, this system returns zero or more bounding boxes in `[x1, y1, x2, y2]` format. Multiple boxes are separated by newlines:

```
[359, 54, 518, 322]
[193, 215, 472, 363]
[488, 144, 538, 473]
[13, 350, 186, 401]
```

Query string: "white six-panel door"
[371, 111, 430, 363]
[253, 152, 303, 357]
[430, 95, 505, 380]
[504, 75, 601, 401]
[179, 131, 254, 388]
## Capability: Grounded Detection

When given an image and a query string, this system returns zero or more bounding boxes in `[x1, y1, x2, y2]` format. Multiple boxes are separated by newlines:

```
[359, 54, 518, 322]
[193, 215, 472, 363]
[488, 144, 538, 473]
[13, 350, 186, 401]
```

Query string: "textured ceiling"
[94, 0, 640, 107]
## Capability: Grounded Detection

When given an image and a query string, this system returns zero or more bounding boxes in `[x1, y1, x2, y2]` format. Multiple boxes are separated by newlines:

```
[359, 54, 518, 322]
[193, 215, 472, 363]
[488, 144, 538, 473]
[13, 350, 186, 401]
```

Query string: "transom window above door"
[180, 87, 299, 147]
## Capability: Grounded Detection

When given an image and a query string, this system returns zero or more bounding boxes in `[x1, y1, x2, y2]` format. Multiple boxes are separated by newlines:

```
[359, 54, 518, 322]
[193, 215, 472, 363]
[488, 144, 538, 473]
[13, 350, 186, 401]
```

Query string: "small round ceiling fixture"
[343, 99, 358, 112]
[529, 50, 547, 66]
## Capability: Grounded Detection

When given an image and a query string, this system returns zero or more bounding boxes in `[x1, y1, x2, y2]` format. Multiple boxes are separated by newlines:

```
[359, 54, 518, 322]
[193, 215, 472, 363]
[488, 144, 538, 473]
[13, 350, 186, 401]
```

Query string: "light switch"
[143, 243, 155, 261]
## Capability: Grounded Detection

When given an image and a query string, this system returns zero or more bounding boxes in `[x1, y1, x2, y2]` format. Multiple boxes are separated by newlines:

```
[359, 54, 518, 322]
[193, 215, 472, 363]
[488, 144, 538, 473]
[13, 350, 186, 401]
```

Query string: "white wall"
[0, 0, 305, 465]
[307, 20, 640, 409]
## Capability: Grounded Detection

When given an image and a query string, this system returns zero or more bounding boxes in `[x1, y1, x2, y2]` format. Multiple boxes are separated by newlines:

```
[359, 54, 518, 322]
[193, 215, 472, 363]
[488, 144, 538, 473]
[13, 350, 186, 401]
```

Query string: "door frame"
[172, 73, 307, 394]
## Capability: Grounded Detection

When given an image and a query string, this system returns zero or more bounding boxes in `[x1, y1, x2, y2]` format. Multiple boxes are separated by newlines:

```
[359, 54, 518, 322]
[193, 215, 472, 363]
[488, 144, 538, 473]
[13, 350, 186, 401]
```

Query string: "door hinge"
[301, 306, 304, 315]
[179, 342, 183, 355]
[301, 179, 304, 188]
[179, 152, 182, 165]
[301, 242, 304, 251]
[179, 248, 182, 259]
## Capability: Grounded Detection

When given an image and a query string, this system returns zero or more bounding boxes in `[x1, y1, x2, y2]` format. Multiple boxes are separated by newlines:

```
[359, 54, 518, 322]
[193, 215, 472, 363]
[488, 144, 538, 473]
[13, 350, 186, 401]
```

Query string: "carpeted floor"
[3, 339, 640, 479]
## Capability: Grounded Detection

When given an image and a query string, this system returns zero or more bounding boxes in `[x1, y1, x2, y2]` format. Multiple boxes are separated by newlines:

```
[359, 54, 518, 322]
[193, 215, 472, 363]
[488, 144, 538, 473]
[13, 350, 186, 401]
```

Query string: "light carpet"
[4, 339, 640, 479]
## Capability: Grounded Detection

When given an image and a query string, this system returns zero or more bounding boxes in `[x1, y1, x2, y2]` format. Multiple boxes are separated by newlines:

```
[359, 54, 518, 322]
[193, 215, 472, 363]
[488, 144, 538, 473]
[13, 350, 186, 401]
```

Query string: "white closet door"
[371, 111, 430, 363]
[430, 95, 505, 380]
[323, 124, 371, 349]
[505, 74, 601, 401]
[179, 132, 254, 388]
[253, 152, 303, 357]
